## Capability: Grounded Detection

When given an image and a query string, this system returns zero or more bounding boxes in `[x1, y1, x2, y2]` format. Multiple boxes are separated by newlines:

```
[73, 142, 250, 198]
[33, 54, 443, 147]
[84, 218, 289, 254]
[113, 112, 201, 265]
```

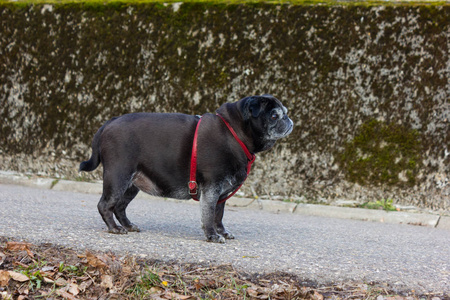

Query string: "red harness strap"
[189, 113, 256, 204]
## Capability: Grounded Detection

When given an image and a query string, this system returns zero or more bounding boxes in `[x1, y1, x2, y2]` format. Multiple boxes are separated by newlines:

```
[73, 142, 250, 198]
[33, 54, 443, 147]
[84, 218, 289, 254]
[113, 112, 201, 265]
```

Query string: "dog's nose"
[288, 118, 294, 128]
[283, 115, 291, 122]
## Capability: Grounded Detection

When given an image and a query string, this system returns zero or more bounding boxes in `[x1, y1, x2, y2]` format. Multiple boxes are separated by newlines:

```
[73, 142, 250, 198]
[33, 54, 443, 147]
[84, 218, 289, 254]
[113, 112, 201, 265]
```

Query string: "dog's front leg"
[201, 188, 226, 243]
[215, 201, 234, 240]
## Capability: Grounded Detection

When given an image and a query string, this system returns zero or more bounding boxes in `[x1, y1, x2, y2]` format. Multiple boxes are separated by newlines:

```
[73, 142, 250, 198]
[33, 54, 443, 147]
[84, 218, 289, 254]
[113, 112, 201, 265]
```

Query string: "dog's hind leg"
[114, 185, 140, 232]
[97, 170, 131, 234]
[98, 195, 127, 234]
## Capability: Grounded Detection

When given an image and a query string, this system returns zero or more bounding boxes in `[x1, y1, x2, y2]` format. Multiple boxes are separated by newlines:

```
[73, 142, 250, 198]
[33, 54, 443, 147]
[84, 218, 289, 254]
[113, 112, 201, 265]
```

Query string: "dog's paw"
[108, 226, 128, 234]
[217, 228, 234, 239]
[126, 224, 141, 232]
[222, 232, 235, 240]
[207, 234, 226, 243]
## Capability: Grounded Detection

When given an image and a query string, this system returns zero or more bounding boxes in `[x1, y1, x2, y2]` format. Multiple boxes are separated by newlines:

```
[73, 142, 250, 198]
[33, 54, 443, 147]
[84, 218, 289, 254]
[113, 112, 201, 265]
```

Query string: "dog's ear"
[244, 96, 269, 119]
[249, 98, 262, 118]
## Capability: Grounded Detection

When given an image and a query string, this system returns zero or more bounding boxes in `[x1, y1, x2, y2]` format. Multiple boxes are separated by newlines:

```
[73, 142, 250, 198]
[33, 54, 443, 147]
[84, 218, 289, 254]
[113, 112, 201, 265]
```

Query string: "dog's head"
[237, 95, 294, 152]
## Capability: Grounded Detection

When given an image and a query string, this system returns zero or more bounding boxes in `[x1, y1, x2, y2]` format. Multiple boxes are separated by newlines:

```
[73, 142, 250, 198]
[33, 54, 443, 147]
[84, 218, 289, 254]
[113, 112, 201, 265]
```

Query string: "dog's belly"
[132, 171, 161, 196]
[131, 171, 190, 200]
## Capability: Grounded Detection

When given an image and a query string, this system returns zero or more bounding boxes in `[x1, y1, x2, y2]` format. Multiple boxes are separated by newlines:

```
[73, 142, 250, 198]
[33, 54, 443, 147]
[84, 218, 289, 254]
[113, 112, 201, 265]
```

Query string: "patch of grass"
[50, 179, 59, 189]
[126, 267, 164, 297]
[14, 260, 48, 291]
[73, 175, 93, 182]
[359, 198, 397, 211]
[282, 197, 329, 205]
[283, 198, 302, 204]
[58, 261, 88, 276]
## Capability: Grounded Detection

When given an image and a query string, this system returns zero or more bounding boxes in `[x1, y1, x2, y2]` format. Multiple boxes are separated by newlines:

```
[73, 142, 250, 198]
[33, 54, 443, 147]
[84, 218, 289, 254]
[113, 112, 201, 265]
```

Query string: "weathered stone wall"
[1, 3, 449, 209]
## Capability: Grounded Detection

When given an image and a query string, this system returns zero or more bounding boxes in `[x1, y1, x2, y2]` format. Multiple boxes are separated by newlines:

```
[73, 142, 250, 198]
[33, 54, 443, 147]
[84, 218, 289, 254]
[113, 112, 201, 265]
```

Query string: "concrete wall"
[1, 3, 448, 209]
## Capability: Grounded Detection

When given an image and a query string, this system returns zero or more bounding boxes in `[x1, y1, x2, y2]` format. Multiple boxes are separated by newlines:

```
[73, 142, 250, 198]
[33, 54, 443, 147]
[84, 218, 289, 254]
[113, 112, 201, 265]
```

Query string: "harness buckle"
[188, 181, 198, 195]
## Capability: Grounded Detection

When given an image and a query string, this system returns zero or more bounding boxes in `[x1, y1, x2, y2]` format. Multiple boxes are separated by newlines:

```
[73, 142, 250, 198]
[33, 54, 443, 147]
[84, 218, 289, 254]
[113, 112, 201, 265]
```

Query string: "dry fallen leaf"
[54, 277, 68, 286]
[163, 291, 191, 299]
[78, 280, 92, 293]
[69, 282, 80, 296]
[6, 242, 34, 257]
[0, 292, 11, 300]
[0, 251, 5, 267]
[13, 261, 29, 269]
[8, 271, 29, 282]
[312, 291, 324, 300]
[43, 277, 54, 283]
[193, 279, 204, 290]
[149, 286, 162, 293]
[247, 288, 258, 297]
[56, 289, 79, 300]
[18, 287, 29, 295]
[6, 242, 30, 251]
[100, 274, 114, 290]
[40, 271, 55, 279]
[0, 270, 10, 286]
[86, 251, 108, 269]
[122, 265, 132, 276]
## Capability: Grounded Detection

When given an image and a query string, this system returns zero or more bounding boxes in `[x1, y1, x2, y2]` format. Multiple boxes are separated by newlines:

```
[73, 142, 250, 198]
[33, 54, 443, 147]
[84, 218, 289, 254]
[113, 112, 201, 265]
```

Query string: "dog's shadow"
[126, 200, 203, 239]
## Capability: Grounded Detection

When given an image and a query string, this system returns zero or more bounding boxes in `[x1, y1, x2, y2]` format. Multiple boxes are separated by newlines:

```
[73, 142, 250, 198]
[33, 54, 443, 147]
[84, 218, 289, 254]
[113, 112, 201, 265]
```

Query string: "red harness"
[188, 113, 256, 204]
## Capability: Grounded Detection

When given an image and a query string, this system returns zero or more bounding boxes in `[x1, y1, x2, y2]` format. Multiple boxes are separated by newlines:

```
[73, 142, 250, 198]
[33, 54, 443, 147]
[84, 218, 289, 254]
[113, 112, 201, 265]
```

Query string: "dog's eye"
[271, 113, 279, 120]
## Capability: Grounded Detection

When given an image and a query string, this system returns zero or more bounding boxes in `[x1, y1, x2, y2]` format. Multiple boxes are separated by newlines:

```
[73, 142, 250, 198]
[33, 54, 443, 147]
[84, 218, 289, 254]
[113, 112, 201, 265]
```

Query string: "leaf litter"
[0, 237, 446, 300]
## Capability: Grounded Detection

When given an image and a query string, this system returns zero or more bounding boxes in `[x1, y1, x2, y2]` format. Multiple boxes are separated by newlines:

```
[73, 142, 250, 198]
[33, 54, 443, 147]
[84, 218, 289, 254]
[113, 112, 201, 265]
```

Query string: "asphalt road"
[0, 184, 449, 296]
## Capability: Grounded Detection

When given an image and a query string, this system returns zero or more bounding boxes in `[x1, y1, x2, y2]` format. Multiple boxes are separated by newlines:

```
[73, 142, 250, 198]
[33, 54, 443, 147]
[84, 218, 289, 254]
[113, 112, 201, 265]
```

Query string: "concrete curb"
[52, 179, 103, 194]
[1, 171, 448, 230]
[293, 204, 441, 227]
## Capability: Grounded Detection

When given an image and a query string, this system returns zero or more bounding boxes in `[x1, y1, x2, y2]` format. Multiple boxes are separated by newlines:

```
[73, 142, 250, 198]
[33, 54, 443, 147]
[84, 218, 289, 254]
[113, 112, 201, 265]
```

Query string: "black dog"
[79, 95, 293, 243]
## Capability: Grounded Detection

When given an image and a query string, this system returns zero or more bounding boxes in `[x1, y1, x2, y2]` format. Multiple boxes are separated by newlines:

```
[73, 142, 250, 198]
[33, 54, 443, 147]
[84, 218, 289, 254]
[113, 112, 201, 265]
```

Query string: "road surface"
[0, 184, 449, 295]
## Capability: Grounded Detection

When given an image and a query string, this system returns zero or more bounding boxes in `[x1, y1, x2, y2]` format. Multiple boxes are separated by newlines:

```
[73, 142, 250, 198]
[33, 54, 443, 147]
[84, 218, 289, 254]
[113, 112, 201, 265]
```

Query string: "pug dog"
[79, 95, 293, 243]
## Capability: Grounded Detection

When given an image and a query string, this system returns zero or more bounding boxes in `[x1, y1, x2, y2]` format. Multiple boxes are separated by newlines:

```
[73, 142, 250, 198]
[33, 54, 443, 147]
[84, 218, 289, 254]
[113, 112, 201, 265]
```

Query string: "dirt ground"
[0, 237, 446, 300]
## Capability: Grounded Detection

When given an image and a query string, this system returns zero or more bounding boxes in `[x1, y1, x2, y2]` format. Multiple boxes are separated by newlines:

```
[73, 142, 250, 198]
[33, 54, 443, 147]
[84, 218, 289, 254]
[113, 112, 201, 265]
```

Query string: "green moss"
[0, 0, 448, 7]
[338, 120, 422, 187]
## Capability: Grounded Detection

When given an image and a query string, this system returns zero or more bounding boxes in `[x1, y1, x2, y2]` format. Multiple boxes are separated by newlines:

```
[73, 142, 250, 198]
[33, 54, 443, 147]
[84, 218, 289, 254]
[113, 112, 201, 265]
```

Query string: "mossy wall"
[1, 3, 449, 209]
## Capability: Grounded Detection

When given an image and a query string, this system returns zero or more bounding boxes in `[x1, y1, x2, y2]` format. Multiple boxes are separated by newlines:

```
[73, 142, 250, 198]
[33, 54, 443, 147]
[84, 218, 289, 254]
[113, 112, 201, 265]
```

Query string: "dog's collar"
[189, 113, 256, 203]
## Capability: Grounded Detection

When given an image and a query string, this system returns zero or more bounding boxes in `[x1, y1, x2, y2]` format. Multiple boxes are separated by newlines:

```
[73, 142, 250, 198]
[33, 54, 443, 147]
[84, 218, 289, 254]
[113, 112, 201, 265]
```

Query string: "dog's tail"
[79, 117, 117, 172]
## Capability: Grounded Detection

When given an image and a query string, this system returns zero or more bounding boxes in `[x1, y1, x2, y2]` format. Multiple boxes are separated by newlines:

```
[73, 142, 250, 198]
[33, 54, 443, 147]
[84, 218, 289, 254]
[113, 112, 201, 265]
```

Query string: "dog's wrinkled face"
[265, 104, 294, 140]
[242, 95, 294, 152]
